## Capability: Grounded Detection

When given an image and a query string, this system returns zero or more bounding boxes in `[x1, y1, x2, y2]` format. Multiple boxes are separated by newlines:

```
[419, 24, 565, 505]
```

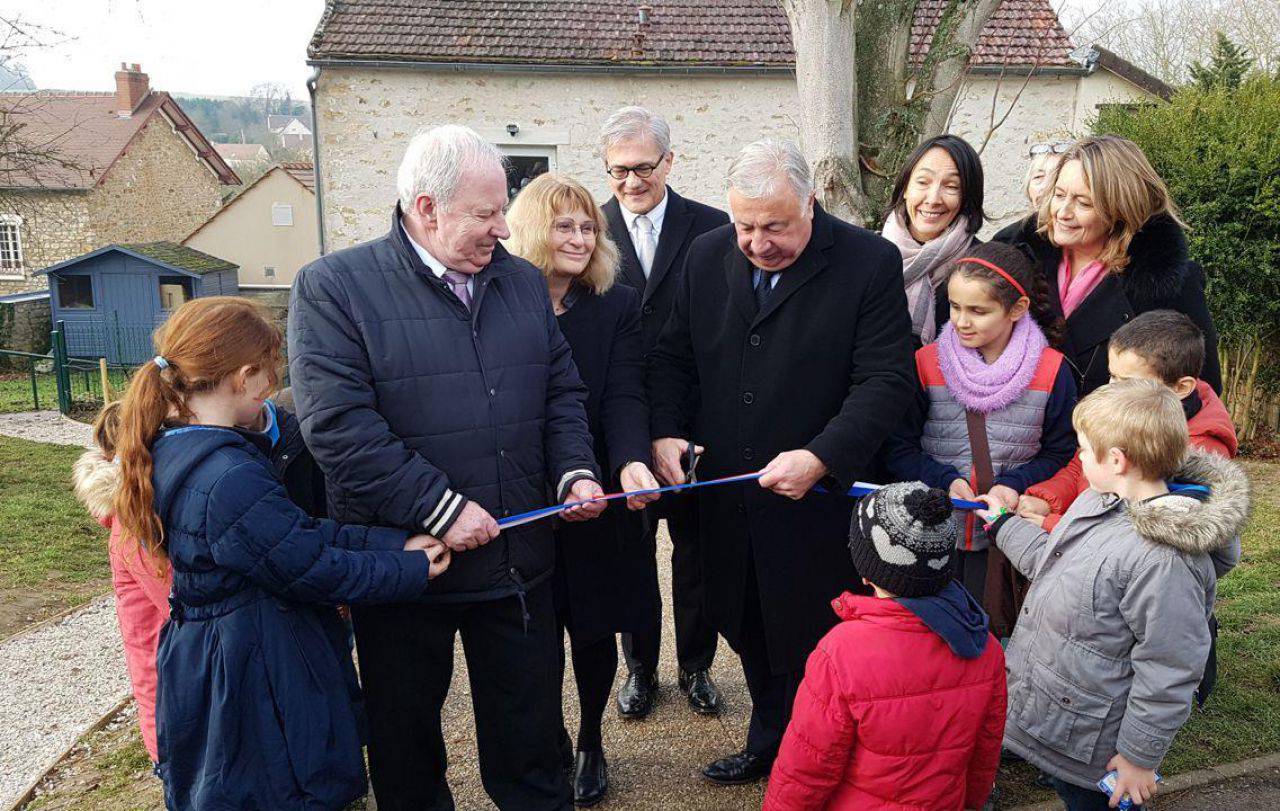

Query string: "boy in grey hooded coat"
[981, 382, 1250, 807]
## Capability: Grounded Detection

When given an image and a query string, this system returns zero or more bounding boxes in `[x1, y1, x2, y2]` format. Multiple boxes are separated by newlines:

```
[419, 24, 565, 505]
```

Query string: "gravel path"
[0, 596, 129, 808]
[0, 411, 94, 447]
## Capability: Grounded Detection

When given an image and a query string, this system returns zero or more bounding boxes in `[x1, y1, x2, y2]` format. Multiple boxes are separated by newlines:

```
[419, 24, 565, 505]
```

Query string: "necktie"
[754, 268, 775, 311]
[633, 214, 656, 278]
[443, 270, 472, 312]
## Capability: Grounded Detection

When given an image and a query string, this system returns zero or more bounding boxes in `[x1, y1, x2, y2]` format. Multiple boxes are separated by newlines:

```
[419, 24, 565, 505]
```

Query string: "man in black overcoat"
[648, 139, 916, 785]
[599, 106, 730, 719]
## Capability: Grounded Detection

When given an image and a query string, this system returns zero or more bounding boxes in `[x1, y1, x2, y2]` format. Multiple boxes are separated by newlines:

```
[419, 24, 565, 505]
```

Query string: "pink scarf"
[1058, 254, 1108, 318]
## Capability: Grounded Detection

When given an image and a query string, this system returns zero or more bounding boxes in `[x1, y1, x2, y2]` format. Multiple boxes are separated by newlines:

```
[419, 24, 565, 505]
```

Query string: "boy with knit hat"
[764, 483, 1007, 811]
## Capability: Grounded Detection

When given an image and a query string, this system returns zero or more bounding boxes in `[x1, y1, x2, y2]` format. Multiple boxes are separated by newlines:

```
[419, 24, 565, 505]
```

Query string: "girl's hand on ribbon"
[620, 461, 661, 511]
[949, 478, 976, 503]
[758, 449, 827, 500]
[652, 437, 703, 486]
[985, 484, 1020, 512]
[972, 494, 1005, 525]
[561, 478, 607, 522]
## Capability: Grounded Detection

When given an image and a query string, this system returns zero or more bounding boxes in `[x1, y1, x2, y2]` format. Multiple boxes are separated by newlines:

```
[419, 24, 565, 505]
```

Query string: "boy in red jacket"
[764, 483, 1007, 811]
[1018, 310, 1237, 531]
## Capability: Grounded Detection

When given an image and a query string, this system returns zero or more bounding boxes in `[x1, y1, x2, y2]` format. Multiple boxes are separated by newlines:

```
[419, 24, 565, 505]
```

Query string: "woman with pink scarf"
[882, 135, 987, 344]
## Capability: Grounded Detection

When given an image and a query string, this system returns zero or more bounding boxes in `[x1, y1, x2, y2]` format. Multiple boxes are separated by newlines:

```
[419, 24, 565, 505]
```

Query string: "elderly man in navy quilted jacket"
[289, 125, 605, 811]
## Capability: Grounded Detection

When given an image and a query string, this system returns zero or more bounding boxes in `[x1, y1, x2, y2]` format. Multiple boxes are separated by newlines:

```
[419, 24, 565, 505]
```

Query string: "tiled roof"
[0, 91, 239, 190]
[911, 0, 1075, 68]
[214, 143, 270, 162]
[120, 242, 237, 274]
[309, 0, 1076, 69]
[281, 161, 316, 191]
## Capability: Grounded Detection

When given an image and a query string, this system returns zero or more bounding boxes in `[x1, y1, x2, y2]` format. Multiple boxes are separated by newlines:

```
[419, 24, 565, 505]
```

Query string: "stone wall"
[88, 110, 224, 246]
[314, 67, 800, 249]
[315, 65, 1160, 248]
[0, 297, 51, 357]
[0, 191, 93, 295]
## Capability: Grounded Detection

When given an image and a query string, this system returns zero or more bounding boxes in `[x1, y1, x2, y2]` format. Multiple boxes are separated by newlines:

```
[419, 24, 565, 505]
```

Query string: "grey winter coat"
[991, 450, 1250, 788]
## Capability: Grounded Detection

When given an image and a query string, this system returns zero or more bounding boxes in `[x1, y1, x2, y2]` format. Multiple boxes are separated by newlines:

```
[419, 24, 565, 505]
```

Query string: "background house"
[307, 0, 1172, 250]
[214, 142, 272, 169]
[266, 113, 314, 153]
[0, 64, 240, 295]
[39, 242, 238, 364]
[183, 162, 318, 292]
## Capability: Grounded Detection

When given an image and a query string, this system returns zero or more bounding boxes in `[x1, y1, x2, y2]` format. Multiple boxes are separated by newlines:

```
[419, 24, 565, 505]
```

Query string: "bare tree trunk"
[921, 0, 1006, 138]
[782, 0, 870, 222]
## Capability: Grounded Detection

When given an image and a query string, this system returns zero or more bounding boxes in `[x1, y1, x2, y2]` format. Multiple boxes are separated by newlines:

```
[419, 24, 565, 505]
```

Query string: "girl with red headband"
[883, 242, 1077, 633]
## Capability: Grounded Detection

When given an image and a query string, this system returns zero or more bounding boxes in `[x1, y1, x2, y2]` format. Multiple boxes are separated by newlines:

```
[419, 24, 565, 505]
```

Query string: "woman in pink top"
[991, 135, 1220, 396]
[73, 402, 170, 762]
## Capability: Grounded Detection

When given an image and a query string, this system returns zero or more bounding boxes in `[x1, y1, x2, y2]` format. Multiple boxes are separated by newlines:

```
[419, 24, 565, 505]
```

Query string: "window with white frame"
[0, 215, 24, 270]
[272, 203, 294, 227]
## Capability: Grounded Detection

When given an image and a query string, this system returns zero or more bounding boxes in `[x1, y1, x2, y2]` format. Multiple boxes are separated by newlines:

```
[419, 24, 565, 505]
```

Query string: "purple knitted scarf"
[936, 317, 1048, 413]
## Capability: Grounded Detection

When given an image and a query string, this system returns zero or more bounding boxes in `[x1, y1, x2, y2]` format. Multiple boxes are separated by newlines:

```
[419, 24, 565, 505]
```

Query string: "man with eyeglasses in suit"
[600, 106, 729, 723]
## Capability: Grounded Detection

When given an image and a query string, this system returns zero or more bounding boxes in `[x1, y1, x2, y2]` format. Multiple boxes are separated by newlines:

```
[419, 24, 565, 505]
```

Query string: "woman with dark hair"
[882, 134, 987, 342]
[993, 134, 1220, 396]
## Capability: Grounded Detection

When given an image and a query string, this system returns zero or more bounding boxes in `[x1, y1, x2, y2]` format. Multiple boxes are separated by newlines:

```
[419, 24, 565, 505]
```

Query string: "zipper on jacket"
[509, 567, 531, 634]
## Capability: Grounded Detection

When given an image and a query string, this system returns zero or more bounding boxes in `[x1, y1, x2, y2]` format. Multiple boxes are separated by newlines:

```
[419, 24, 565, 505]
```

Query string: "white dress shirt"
[400, 219, 473, 295]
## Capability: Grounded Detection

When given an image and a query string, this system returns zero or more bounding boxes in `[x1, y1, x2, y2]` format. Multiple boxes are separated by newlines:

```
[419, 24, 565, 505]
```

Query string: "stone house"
[307, 0, 1172, 250]
[183, 162, 319, 291]
[0, 63, 239, 295]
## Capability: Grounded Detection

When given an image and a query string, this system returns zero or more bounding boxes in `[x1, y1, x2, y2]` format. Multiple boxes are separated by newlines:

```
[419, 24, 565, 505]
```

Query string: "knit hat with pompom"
[848, 481, 956, 597]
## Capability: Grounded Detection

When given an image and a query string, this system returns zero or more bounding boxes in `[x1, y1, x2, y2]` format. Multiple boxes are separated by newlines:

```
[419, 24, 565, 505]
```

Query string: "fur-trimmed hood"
[72, 447, 120, 524]
[1010, 212, 1192, 305]
[1128, 449, 1251, 555]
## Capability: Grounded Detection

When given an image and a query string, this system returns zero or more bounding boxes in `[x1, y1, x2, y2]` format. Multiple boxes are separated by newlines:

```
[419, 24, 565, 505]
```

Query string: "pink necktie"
[443, 270, 472, 311]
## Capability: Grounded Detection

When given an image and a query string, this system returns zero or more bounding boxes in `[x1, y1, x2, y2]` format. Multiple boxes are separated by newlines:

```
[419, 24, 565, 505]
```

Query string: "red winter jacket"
[764, 593, 1006, 811]
[1027, 380, 1237, 530]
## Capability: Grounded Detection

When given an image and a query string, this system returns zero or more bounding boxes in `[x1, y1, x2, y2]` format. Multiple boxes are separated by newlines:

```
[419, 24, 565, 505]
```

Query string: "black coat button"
[749, 334, 761, 347]
[743, 447, 754, 460]
[643, 305, 654, 315]
[743, 392, 754, 404]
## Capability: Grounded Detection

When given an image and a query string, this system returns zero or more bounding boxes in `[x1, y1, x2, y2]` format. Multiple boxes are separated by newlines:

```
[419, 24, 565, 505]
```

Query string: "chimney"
[114, 62, 150, 117]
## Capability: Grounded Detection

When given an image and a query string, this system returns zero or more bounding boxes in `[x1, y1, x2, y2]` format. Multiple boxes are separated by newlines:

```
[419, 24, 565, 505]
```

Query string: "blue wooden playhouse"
[39, 242, 239, 364]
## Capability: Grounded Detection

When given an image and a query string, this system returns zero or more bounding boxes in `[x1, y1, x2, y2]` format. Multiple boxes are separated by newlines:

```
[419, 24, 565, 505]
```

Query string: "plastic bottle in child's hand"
[1097, 770, 1162, 810]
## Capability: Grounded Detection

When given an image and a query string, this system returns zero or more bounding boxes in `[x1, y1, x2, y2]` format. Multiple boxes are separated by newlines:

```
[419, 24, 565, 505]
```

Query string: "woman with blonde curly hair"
[506, 173, 662, 806]
[994, 134, 1219, 395]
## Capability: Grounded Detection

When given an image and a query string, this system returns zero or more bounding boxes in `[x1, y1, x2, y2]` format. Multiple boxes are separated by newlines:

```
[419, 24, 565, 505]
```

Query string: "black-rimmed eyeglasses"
[606, 157, 664, 180]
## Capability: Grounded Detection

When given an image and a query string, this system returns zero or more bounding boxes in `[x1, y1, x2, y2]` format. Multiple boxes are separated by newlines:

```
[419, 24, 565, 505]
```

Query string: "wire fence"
[0, 322, 135, 416]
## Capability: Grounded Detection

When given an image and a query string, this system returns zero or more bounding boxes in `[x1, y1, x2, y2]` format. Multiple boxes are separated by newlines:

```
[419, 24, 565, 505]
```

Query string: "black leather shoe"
[702, 750, 773, 785]
[573, 749, 608, 807]
[616, 669, 658, 718]
[678, 669, 722, 716]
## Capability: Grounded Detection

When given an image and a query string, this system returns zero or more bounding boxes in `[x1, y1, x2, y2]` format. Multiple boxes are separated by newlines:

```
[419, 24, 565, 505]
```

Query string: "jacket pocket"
[1018, 662, 1114, 763]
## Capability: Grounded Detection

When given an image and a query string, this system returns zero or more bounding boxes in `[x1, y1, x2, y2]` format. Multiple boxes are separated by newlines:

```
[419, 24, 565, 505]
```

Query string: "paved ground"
[0, 411, 93, 447]
[1158, 765, 1280, 810]
[431, 523, 767, 810]
[0, 597, 130, 808]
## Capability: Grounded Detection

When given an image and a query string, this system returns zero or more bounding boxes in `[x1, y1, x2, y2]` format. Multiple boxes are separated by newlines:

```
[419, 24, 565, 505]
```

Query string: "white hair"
[599, 106, 672, 156]
[727, 139, 813, 201]
[397, 125, 507, 211]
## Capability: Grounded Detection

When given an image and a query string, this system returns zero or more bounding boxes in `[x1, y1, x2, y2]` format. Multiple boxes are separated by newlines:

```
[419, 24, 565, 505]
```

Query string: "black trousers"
[352, 582, 571, 811]
[732, 562, 802, 760]
[622, 499, 718, 674]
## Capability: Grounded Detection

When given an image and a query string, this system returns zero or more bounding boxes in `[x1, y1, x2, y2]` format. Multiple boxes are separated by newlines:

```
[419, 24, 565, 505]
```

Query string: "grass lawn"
[0, 435, 110, 639]
[0, 368, 132, 415]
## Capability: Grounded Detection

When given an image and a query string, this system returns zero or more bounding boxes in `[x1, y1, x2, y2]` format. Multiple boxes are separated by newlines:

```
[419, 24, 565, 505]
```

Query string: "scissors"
[682, 443, 702, 487]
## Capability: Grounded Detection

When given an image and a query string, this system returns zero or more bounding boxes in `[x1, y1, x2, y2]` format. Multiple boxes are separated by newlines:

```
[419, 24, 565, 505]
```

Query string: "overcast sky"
[1, 0, 325, 98]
